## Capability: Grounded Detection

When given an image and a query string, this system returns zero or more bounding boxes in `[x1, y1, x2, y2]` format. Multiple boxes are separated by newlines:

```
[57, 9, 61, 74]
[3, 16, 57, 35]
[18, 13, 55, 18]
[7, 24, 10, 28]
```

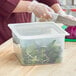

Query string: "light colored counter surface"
[0, 38, 76, 76]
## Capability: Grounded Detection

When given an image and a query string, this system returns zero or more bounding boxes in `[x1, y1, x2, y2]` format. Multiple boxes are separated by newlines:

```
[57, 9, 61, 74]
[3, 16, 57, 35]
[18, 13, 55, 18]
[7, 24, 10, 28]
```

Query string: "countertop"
[0, 38, 76, 76]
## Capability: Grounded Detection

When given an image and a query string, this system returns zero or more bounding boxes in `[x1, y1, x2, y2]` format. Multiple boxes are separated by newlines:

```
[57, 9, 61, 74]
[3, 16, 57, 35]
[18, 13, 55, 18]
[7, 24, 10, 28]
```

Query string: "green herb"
[21, 40, 62, 65]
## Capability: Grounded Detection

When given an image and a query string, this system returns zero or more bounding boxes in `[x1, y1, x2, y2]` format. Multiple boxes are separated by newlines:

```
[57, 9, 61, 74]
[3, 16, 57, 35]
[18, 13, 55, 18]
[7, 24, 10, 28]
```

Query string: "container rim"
[8, 22, 69, 40]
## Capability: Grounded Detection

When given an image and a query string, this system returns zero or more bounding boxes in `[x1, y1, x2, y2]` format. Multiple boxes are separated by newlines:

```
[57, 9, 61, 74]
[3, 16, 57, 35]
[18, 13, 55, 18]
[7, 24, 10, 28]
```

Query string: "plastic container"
[8, 22, 68, 65]
[70, 9, 76, 17]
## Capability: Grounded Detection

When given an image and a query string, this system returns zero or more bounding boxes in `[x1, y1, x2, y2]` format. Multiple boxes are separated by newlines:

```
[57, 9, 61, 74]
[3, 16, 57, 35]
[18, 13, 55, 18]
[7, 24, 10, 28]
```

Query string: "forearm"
[13, 1, 32, 13]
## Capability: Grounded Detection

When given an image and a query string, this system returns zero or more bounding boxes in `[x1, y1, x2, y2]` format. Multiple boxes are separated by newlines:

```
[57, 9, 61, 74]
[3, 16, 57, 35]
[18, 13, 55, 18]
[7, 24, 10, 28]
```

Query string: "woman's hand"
[28, 1, 54, 21]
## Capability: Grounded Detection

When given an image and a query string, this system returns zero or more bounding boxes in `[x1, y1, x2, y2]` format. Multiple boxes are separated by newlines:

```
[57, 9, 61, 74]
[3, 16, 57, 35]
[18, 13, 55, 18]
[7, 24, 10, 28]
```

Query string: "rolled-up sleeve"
[37, 0, 59, 7]
[0, 0, 19, 18]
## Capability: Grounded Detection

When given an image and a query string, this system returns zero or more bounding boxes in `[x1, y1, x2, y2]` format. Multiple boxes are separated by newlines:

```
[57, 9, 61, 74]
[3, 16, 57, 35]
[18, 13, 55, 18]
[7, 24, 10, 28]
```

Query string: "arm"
[0, 0, 33, 18]
[0, 0, 61, 21]
[0, 0, 53, 19]
[37, 0, 66, 15]
[15, 0, 65, 15]
[0, 0, 19, 18]
[13, 1, 32, 13]
[14, 0, 54, 20]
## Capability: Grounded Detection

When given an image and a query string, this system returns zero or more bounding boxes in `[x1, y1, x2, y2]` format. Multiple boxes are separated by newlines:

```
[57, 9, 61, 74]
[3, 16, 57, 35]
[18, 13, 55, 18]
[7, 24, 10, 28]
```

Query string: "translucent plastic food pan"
[8, 22, 68, 65]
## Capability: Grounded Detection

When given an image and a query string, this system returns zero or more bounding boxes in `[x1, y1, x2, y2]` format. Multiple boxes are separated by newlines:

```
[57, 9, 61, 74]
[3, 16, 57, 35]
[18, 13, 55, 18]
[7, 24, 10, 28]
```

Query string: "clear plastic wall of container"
[12, 33, 24, 63]
[13, 35, 65, 65]
[8, 22, 68, 65]
[20, 37, 64, 65]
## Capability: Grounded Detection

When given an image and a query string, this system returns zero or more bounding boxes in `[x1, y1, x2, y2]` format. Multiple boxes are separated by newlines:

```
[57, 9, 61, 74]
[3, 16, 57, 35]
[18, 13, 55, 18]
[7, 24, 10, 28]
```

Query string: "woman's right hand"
[28, 1, 54, 21]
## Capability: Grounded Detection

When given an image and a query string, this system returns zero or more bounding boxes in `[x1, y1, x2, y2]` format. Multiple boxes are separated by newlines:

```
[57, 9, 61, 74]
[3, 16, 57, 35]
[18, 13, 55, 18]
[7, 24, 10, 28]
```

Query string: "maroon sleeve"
[0, 0, 19, 18]
[37, 0, 59, 7]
